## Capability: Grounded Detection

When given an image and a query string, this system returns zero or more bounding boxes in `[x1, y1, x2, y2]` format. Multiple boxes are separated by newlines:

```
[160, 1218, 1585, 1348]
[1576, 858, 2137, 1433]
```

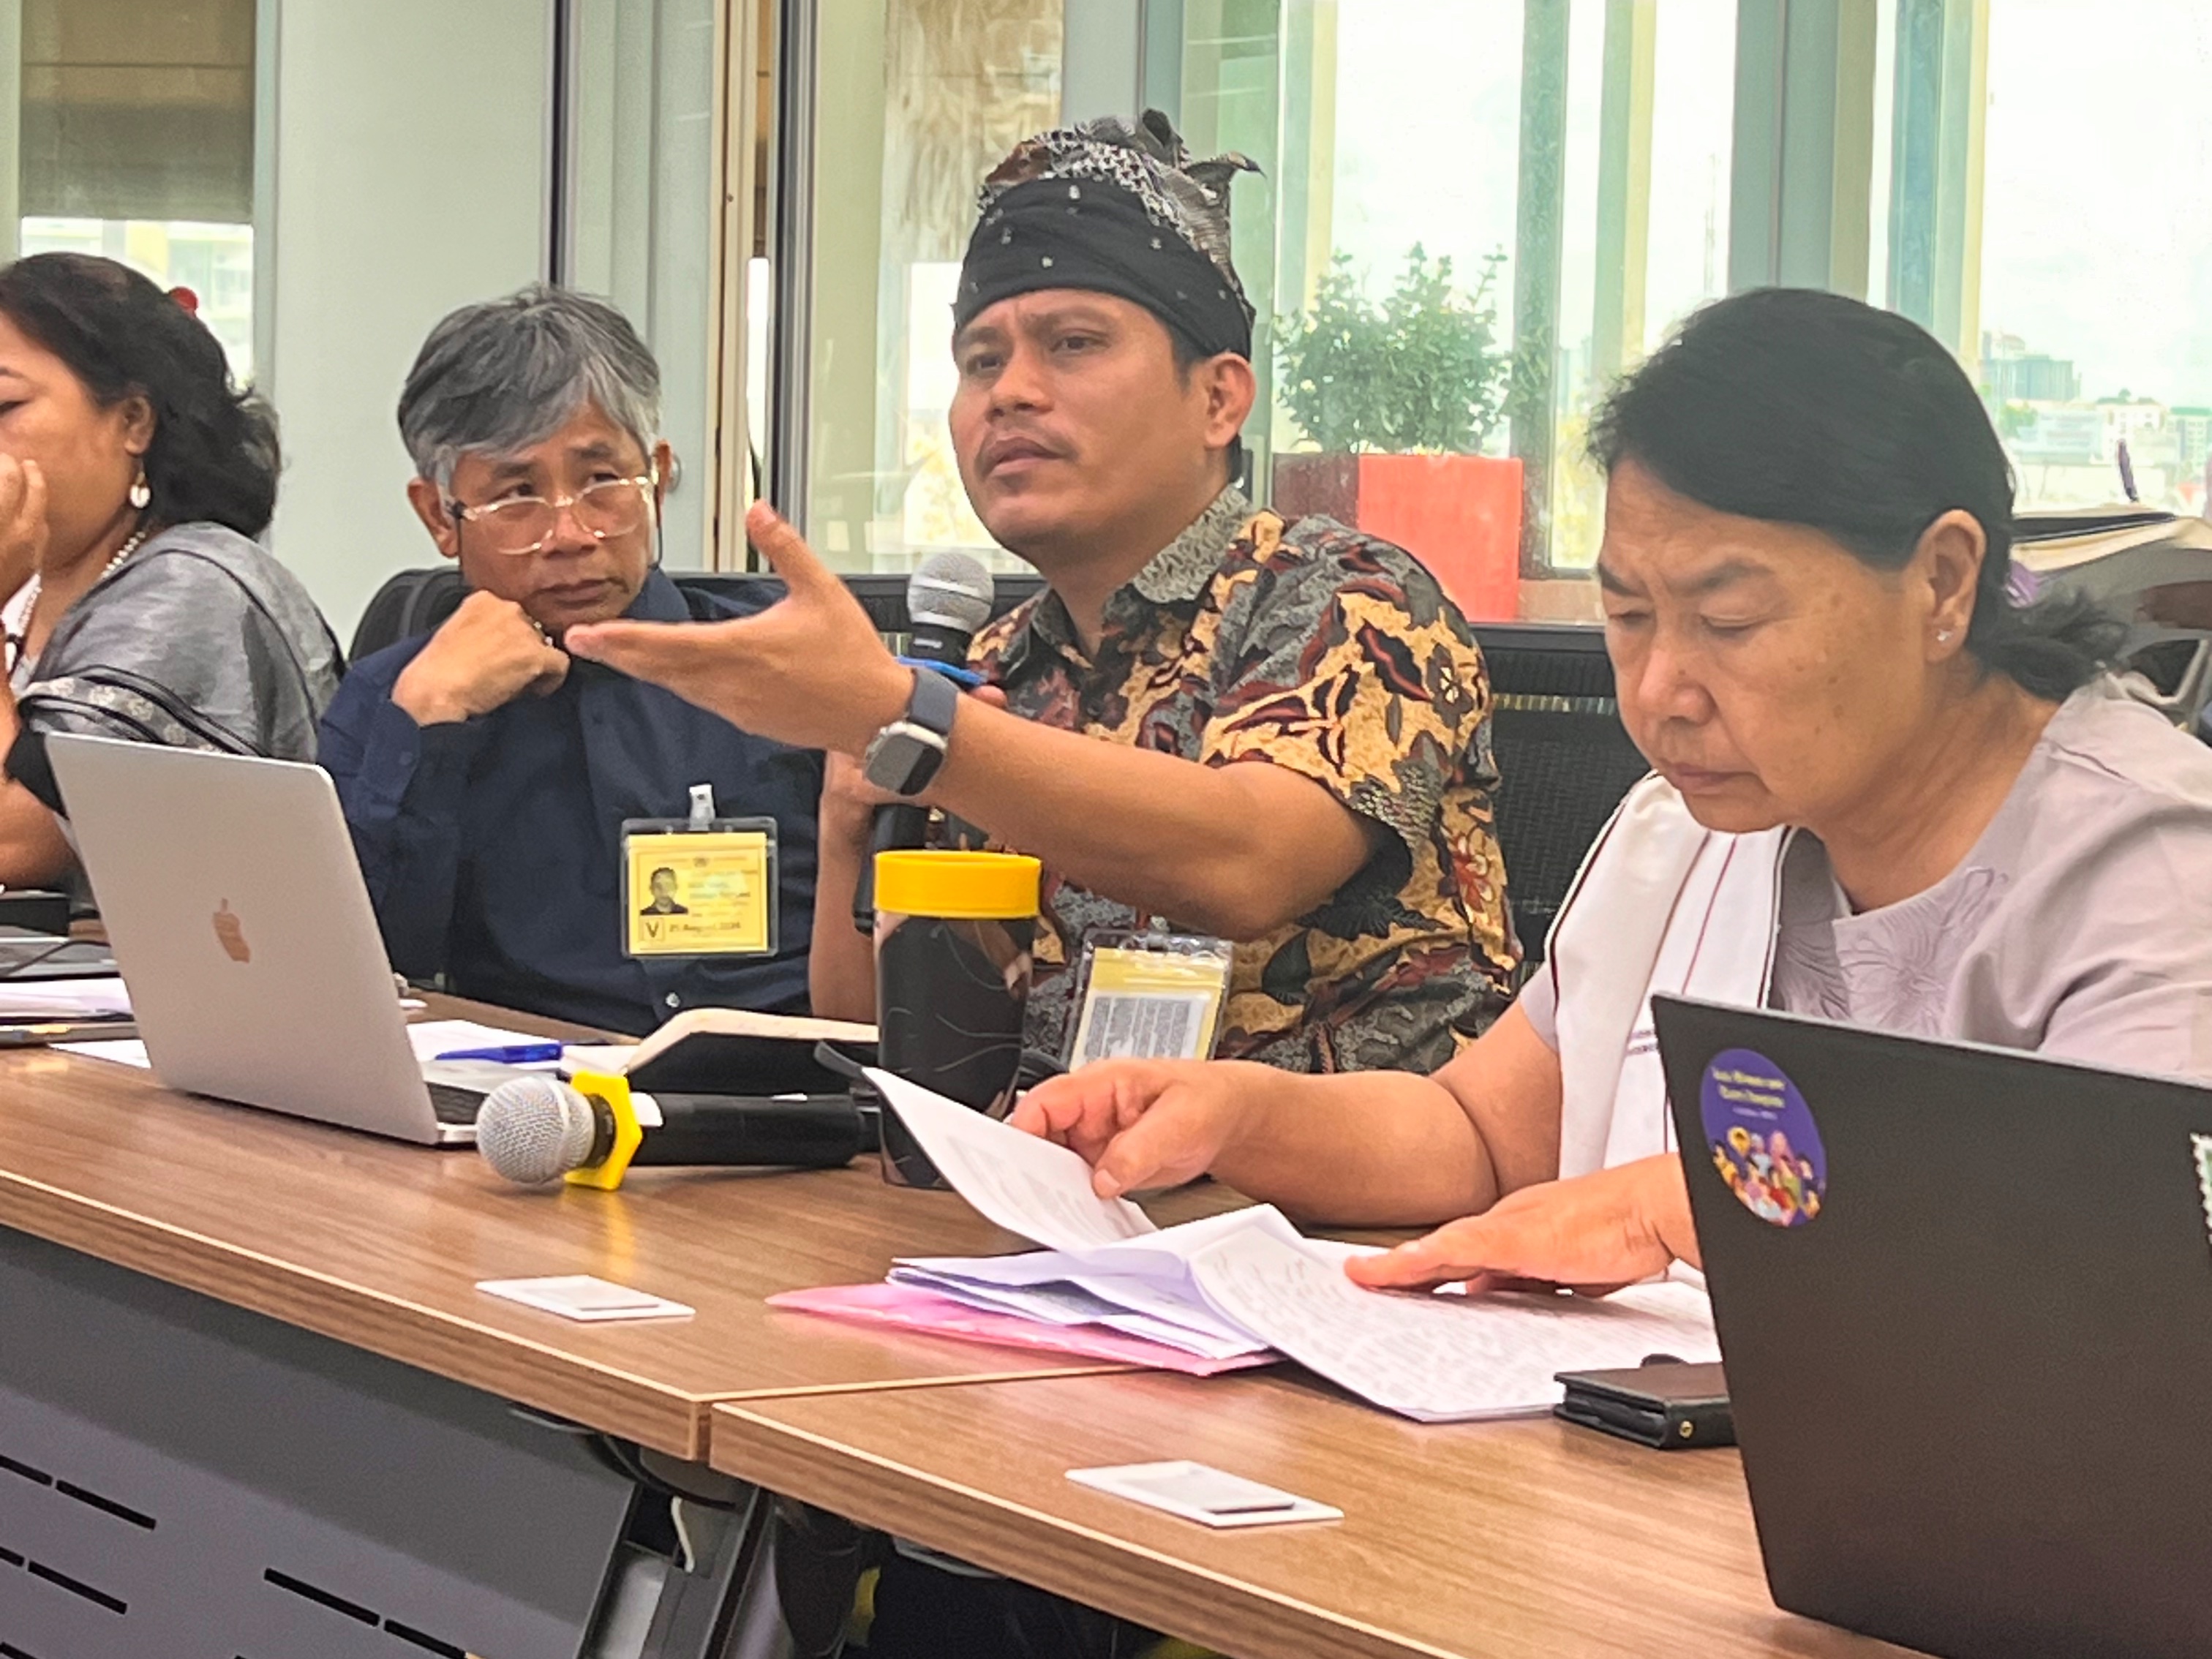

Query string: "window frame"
[740, 0, 1965, 608]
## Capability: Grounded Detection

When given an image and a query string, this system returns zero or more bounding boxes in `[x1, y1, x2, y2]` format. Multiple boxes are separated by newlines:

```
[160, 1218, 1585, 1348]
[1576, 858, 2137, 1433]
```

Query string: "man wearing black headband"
[569, 113, 1519, 1080]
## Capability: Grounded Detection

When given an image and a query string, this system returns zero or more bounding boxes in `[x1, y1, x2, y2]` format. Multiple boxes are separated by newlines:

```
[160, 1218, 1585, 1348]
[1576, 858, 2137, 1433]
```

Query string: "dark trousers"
[860, 1547, 1164, 1659]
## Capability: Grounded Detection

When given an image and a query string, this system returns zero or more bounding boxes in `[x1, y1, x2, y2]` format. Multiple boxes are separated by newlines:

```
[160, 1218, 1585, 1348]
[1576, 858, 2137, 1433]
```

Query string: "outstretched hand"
[565, 502, 914, 755]
[1344, 1154, 1698, 1298]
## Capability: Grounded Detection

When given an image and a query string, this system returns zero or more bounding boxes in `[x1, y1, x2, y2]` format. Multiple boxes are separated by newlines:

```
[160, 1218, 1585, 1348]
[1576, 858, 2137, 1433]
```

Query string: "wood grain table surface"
[0, 996, 1240, 1458]
[710, 1371, 1923, 1659]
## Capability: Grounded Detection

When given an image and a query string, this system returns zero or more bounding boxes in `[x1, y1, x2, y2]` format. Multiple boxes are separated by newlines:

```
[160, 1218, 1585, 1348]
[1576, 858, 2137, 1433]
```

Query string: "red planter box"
[1272, 452, 1524, 622]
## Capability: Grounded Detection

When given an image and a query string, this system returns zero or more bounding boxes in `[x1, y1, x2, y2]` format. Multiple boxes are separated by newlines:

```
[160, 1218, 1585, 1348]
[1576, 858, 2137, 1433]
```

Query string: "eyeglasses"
[445, 471, 658, 556]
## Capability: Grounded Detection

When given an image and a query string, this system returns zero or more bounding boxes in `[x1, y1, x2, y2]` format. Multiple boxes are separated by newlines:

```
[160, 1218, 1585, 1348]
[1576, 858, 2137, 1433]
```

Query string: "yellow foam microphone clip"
[563, 1070, 645, 1190]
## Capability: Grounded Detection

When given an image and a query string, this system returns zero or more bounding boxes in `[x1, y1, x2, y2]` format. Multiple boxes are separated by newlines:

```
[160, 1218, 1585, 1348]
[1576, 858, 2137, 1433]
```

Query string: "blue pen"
[434, 1042, 565, 1064]
[896, 655, 986, 689]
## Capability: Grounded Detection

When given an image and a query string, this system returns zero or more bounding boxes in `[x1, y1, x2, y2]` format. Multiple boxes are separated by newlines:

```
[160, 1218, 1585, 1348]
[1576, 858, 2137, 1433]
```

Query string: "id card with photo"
[622, 817, 778, 958]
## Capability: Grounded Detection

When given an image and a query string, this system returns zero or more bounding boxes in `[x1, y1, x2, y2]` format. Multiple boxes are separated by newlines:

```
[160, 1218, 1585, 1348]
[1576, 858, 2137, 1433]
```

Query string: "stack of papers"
[0, 977, 132, 1021]
[895, 1205, 1317, 1362]
[62, 1017, 556, 1074]
[782, 1069, 1719, 1423]
[767, 1283, 1275, 1377]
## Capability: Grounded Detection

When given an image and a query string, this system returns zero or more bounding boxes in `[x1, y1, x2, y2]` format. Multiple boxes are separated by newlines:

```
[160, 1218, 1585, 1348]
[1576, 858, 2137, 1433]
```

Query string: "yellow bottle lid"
[873, 850, 1041, 919]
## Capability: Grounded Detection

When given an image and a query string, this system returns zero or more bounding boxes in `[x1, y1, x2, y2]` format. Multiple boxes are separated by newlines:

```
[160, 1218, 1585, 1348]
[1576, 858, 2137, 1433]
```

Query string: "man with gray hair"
[317, 285, 822, 1031]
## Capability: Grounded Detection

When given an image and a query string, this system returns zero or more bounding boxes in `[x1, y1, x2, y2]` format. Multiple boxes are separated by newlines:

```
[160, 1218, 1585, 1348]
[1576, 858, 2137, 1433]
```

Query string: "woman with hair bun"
[1012, 287, 2212, 1293]
[0, 252, 340, 886]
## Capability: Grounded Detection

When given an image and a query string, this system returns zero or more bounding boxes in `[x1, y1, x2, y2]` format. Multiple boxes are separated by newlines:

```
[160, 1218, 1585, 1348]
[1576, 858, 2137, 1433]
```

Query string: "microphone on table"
[851, 551, 997, 934]
[475, 1074, 870, 1189]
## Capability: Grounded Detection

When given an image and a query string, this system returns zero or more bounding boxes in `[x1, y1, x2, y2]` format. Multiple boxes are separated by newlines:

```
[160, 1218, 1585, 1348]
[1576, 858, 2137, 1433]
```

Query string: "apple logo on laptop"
[212, 899, 251, 963]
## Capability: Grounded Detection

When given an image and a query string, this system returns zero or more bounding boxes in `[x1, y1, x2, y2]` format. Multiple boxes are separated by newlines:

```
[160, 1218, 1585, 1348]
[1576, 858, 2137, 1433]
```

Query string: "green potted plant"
[1274, 245, 1522, 620]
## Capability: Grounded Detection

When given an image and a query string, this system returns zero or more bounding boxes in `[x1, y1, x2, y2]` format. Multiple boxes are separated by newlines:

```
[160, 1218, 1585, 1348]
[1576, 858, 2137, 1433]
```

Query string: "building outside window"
[772, 1, 2212, 628]
[791, 0, 1064, 575]
[15, 0, 259, 380]
[14, 1, 2212, 625]
[1189, 0, 1735, 623]
[1870, 0, 2212, 519]
[783, 0, 1734, 624]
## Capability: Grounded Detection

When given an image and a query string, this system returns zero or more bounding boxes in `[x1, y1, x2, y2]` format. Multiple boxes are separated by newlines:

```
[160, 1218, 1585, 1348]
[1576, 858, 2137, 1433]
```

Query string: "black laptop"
[1654, 993, 2212, 1659]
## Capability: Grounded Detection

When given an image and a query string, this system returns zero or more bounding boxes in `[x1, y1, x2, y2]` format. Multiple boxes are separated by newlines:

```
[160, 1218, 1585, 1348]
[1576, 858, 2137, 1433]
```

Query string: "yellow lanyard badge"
[1066, 929, 1233, 1069]
[621, 784, 778, 958]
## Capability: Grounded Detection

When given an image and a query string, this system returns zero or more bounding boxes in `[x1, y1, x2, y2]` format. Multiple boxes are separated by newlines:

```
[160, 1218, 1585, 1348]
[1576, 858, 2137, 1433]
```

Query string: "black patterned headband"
[955, 110, 1260, 359]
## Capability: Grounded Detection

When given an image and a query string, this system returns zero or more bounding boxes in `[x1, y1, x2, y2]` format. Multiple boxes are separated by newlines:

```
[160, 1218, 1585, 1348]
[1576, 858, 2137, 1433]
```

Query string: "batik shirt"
[968, 486, 1521, 1075]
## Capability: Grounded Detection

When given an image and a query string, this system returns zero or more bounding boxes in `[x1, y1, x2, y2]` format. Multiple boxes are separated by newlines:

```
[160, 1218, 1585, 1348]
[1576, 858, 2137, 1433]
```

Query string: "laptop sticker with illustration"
[1701, 1048, 1827, 1228]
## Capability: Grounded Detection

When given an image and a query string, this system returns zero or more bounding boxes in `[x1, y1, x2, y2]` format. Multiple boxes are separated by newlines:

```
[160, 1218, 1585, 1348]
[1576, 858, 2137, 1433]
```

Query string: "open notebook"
[791, 1069, 1717, 1423]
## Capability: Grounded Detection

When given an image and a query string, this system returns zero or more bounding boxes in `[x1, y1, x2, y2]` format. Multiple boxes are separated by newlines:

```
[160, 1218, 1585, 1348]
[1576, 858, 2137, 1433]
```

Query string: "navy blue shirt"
[318, 571, 821, 1034]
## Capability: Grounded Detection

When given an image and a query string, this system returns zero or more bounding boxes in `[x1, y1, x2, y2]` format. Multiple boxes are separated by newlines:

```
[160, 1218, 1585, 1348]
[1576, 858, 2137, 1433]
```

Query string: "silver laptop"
[47, 734, 504, 1146]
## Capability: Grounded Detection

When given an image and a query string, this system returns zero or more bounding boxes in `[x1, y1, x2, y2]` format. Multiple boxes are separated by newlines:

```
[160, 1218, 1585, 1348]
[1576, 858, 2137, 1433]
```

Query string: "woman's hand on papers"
[1345, 1154, 1700, 1298]
[1011, 1058, 1273, 1198]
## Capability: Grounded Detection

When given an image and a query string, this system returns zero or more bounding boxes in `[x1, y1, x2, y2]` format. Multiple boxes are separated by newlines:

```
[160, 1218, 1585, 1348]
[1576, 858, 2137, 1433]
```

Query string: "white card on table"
[475, 1274, 695, 1322]
[1067, 1460, 1341, 1528]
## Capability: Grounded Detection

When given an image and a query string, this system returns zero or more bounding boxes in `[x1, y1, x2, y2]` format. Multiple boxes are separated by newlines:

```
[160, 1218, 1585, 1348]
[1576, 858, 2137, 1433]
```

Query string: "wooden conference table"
[0, 994, 1916, 1659]
[0, 994, 1234, 1659]
[712, 1373, 1915, 1659]
[0, 996, 1237, 1459]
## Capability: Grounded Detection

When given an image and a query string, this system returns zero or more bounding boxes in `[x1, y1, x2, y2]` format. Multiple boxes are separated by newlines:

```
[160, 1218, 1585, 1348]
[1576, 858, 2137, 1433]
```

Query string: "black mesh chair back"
[345, 566, 1634, 965]
[1473, 624, 1649, 963]
[670, 572, 1042, 643]
[347, 567, 1047, 665]
[348, 567, 466, 662]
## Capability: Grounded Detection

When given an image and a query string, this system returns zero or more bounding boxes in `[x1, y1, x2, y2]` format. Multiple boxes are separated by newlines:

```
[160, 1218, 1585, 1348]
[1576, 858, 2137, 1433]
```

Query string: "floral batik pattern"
[968, 486, 1521, 1076]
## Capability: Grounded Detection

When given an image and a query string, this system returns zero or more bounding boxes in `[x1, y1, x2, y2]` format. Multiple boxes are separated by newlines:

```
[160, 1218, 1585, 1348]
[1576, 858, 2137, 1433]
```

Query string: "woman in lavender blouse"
[1011, 287, 2212, 1292]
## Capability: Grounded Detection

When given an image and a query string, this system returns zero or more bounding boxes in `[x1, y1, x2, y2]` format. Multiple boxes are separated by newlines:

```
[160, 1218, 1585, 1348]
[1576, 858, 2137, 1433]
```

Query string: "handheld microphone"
[904, 549, 997, 665]
[852, 552, 996, 933]
[475, 1074, 870, 1188]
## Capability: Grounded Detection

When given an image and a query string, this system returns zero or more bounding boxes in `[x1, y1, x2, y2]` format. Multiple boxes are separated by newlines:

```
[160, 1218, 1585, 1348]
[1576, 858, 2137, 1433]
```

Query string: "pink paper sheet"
[768, 1282, 1277, 1377]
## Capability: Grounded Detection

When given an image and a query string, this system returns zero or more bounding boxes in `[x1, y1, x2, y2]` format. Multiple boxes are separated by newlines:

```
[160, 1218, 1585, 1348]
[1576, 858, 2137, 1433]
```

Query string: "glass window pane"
[1873, 0, 2212, 517]
[803, 0, 1064, 573]
[564, 0, 723, 568]
[795, 0, 1734, 610]
[16, 0, 260, 381]
[1224, 0, 1735, 624]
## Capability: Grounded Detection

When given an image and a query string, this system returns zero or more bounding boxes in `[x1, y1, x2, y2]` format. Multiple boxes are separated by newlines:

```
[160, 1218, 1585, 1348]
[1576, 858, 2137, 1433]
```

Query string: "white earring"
[127, 470, 151, 511]
[1936, 628, 1955, 644]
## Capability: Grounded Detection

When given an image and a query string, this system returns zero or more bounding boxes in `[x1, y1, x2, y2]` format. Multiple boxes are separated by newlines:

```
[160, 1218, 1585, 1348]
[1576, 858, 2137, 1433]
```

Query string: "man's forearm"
[807, 811, 877, 1021]
[922, 697, 1370, 939]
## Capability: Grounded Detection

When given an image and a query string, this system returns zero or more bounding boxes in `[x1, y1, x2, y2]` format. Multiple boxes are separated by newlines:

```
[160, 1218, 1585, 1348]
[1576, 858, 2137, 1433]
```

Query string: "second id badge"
[1066, 930, 1233, 1069]
[622, 785, 778, 958]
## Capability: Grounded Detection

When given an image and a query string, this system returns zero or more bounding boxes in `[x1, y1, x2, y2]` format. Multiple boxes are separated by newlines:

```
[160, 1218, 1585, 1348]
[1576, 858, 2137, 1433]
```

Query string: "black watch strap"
[906, 665, 960, 743]
[865, 666, 960, 797]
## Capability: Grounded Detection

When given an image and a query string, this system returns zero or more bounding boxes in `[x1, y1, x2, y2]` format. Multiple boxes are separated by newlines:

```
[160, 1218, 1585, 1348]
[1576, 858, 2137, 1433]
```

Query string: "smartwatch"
[862, 668, 960, 797]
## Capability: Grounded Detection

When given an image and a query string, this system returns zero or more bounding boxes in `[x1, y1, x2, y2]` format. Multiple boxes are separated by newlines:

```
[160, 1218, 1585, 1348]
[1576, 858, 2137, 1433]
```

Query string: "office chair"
[1472, 624, 1649, 964]
[348, 568, 1045, 664]
[349, 566, 467, 661]
[350, 568, 791, 660]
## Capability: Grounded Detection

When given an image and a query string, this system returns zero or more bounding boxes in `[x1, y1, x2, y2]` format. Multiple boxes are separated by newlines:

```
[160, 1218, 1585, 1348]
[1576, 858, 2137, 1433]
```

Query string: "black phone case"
[1553, 1360, 1734, 1450]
